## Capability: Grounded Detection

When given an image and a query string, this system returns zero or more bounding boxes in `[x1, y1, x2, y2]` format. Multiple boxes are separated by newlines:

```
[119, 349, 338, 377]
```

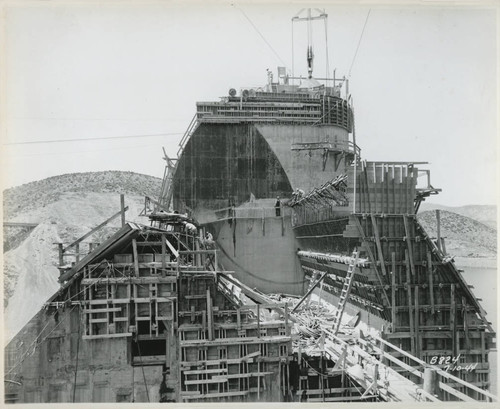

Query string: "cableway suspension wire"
[4, 132, 183, 146]
[348, 9, 371, 78]
[233, 4, 288, 69]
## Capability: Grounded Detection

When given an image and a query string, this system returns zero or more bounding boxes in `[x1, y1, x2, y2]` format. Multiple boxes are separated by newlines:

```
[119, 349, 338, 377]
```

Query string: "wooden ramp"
[319, 327, 439, 402]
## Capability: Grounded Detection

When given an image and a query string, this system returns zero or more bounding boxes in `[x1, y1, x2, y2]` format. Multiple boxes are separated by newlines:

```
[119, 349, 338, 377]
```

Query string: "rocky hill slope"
[417, 209, 497, 258]
[3, 171, 162, 341]
[419, 203, 497, 230]
[3, 171, 162, 221]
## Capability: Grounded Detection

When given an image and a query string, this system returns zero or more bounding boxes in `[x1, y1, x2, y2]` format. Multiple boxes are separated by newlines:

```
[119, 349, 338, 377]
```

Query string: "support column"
[436, 210, 441, 252]
[423, 368, 439, 398]
[427, 251, 435, 314]
[405, 250, 415, 354]
[121, 194, 126, 227]
[450, 284, 456, 356]
[132, 239, 139, 277]
[58, 243, 64, 266]
[415, 285, 420, 358]
[391, 252, 396, 332]
[207, 289, 213, 341]
[161, 234, 167, 277]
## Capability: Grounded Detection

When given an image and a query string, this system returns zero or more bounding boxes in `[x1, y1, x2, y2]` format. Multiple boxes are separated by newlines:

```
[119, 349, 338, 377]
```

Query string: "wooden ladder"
[158, 114, 199, 210]
[332, 249, 359, 335]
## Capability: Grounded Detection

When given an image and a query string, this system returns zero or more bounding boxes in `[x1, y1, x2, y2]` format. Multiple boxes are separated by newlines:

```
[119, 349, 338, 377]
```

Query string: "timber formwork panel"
[177, 267, 292, 402]
[81, 259, 177, 340]
[294, 161, 494, 395]
[345, 212, 494, 390]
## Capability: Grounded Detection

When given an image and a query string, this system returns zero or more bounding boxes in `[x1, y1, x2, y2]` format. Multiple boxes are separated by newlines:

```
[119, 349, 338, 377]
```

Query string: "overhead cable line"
[5, 142, 161, 158]
[348, 9, 371, 77]
[233, 4, 289, 69]
[3, 132, 183, 146]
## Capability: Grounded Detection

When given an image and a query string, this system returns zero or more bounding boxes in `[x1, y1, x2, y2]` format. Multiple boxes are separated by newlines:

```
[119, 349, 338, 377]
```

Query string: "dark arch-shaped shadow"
[173, 122, 293, 211]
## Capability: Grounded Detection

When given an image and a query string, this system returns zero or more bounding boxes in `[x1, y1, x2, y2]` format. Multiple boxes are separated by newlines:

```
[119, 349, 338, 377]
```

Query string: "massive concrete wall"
[255, 124, 350, 193]
[172, 121, 351, 295]
[5, 307, 162, 403]
[173, 123, 292, 212]
[209, 215, 305, 296]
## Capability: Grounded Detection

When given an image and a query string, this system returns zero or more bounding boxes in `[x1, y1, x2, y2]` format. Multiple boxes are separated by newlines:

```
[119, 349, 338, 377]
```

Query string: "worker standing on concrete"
[275, 196, 281, 216]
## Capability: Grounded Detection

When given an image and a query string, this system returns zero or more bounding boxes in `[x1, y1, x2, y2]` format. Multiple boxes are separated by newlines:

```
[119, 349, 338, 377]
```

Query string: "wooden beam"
[132, 239, 139, 277]
[403, 215, 416, 281]
[58, 243, 64, 266]
[257, 304, 261, 337]
[182, 390, 249, 400]
[161, 234, 166, 277]
[423, 368, 439, 398]
[207, 288, 213, 341]
[284, 303, 289, 336]
[363, 168, 371, 212]
[120, 194, 126, 227]
[220, 273, 297, 323]
[84, 307, 122, 313]
[352, 216, 390, 306]
[136, 241, 164, 246]
[436, 209, 441, 251]
[391, 252, 396, 332]
[415, 285, 420, 358]
[63, 206, 129, 251]
[405, 250, 415, 354]
[183, 368, 228, 375]
[82, 332, 132, 340]
[370, 214, 387, 277]
[450, 284, 456, 356]
[307, 395, 377, 402]
[165, 238, 179, 259]
[427, 251, 435, 314]
[291, 272, 327, 313]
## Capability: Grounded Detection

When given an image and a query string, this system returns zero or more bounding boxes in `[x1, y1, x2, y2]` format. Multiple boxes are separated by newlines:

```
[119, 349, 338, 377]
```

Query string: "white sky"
[1, 1, 498, 206]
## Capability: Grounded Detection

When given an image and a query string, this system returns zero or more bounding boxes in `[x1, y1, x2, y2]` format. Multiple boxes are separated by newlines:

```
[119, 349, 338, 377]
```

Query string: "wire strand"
[348, 9, 371, 78]
[3, 132, 182, 146]
[234, 4, 288, 68]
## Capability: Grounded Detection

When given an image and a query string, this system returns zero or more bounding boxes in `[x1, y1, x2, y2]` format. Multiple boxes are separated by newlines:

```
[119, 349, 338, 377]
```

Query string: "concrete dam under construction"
[4, 8, 497, 404]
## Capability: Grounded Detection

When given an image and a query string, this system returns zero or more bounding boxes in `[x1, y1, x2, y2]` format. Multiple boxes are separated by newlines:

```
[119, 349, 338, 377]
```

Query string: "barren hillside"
[417, 209, 497, 258]
[420, 203, 497, 230]
[3, 171, 162, 341]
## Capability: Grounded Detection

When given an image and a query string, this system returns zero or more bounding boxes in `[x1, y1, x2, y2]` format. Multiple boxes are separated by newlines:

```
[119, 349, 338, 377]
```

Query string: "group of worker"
[290, 188, 305, 205]
[274, 188, 305, 216]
